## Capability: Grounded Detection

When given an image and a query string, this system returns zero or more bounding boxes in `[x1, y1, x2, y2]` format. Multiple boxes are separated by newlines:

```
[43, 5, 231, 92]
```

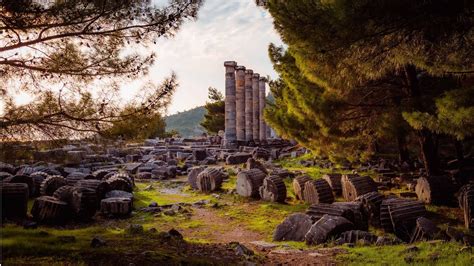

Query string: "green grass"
[338, 241, 473, 265]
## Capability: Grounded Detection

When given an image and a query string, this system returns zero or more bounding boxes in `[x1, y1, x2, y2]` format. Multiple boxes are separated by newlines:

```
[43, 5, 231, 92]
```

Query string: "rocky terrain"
[1, 137, 474, 265]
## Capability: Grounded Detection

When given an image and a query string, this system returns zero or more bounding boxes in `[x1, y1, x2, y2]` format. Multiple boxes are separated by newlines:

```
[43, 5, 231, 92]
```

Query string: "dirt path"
[156, 180, 339, 265]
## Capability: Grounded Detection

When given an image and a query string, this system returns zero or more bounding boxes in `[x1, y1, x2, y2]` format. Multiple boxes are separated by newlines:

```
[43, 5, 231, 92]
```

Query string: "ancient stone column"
[245, 69, 254, 142]
[252, 73, 260, 142]
[259, 77, 267, 141]
[235, 66, 246, 142]
[224, 61, 237, 147]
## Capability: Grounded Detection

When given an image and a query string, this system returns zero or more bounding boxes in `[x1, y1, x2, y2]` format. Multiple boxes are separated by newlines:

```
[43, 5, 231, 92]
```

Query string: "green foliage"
[263, 0, 473, 168]
[200, 87, 225, 134]
[404, 86, 474, 140]
[165, 106, 206, 137]
[102, 106, 167, 141]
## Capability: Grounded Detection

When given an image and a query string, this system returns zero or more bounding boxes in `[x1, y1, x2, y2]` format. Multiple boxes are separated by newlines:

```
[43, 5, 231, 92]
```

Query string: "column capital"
[224, 61, 237, 67]
[235, 65, 246, 71]
[252, 73, 260, 78]
[259, 76, 268, 82]
[245, 69, 254, 75]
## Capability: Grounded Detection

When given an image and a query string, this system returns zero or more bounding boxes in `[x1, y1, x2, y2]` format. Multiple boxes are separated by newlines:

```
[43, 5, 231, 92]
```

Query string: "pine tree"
[263, 0, 473, 174]
[200, 87, 225, 135]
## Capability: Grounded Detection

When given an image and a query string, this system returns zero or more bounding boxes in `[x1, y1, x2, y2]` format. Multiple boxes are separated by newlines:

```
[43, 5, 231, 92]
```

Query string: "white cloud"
[120, 0, 283, 115]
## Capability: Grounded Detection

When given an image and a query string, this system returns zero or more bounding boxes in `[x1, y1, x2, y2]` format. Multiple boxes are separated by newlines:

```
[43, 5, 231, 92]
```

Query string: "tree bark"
[404, 64, 440, 176]
[454, 139, 464, 164]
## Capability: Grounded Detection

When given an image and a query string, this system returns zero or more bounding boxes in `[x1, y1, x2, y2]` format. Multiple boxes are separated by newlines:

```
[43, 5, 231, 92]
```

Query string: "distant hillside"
[165, 106, 206, 137]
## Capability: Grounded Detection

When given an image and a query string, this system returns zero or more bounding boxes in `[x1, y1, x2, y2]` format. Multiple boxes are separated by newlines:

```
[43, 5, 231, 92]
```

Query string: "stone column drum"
[224, 61, 237, 146]
[235, 66, 246, 142]
[245, 69, 254, 142]
[259, 77, 267, 141]
[252, 73, 260, 142]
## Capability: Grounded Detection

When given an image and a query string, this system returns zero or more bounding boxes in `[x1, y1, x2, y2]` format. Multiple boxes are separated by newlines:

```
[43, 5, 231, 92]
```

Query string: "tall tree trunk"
[454, 139, 464, 164]
[404, 64, 440, 176]
[397, 132, 410, 164]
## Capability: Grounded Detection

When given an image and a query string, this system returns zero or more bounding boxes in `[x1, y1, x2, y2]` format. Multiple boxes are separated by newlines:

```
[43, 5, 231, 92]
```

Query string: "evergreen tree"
[263, 0, 473, 175]
[200, 87, 225, 134]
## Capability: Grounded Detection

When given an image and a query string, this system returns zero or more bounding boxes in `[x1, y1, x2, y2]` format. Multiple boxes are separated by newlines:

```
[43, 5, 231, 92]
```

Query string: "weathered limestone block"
[188, 166, 206, 190]
[196, 167, 225, 193]
[356, 191, 385, 227]
[31, 196, 69, 224]
[410, 217, 441, 243]
[322, 174, 342, 195]
[305, 215, 354, 245]
[336, 230, 378, 245]
[259, 175, 287, 203]
[415, 176, 456, 205]
[100, 197, 132, 217]
[0, 183, 29, 220]
[341, 175, 377, 201]
[273, 213, 313, 241]
[236, 168, 266, 198]
[293, 175, 312, 201]
[304, 179, 334, 205]
[226, 152, 252, 165]
[40, 175, 67, 196]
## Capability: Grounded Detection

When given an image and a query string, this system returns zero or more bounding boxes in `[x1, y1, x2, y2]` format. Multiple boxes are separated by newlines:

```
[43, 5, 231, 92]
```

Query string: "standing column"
[245, 69, 254, 142]
[259, 77, 267, 142]
[235, 66, 246, 142]
[252, 73, 260, 142]
[224, 61, 237, 147]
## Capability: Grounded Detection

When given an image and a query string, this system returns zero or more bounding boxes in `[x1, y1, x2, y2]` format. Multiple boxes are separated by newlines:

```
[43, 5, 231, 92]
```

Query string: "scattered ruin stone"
[410, 217, 441, 243]
[126, 224, 144, 234]
[76, 179, 110, 200]
[17, 166, 35, 176]
[106, 176, 133, 193]
[232, 242, 254, 257]
[71, 187, 98, 220]
[6, 175, 35, 197]
[415, 176, 456, 205]
[355, 191, 385, 227]
[40, 175, 67, 196]
[196, 167, 225, 193]
[30, 172, 48, 197]
[100, 197, 132, 217]
[187, 166, 206, 190]
[90, 236, 107, 248]
[341, 175, 377, 201]
[105, 190, 133, 200]
[457, 183, 474, 230]
[305, 215, 354, 245]
[333, 202, 368, 231]
[336, 230, 378, 245]
[322, 174, 342, 195]
[31, 196, 69, 224]
[252, 147, 270, 161]
[303, 179, 334, 205]
[306, 202, 367, 230]
[52, 185, 75, 203]
[236, 168, 266, 198]
[246, 158, 268, 174]
[273, 213, 313, 241]
[0, 183, 29, 220]
[93, 169, 110, 180]
[226, 152, 252, 165]
[292, 175, 312, 201]
[375, 236, 403, 246]
[380, 197, 426, 242]
[193, 149, 208, 161]
[66, 172, 87, 186]
[259, 175, 287, 203]
[270, 168, 294, 179]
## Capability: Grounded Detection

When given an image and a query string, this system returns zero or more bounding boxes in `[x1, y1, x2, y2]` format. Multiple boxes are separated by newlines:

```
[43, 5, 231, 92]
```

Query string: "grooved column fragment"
[235, 66, 246, 142]
[259, 77, 267, 141]
[224, 61, 237, 146]
[245, 69, 254, 142]
[252, 73, 260, 142]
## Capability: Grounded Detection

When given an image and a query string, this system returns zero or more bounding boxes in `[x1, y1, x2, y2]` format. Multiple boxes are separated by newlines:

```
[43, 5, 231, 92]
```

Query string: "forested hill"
[165, 106, 206, 137]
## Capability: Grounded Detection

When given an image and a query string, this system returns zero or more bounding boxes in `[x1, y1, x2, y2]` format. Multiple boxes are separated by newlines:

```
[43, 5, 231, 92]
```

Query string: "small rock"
[149, 202, 158, 207]
[211, 193, 221, 199]
[164, 209, 176, 216]
[273, 213, 313, 242]
[192, 199, 210, 207]
[250, 241, 278, 250]
[140, 207, 161, 213]
[23, 221, 38, 229]
[308, 252, 325, 257]
[91, 236, 106, 248]
[231, 242, 254, 257]
[375, 236, 402, 246]
[126, 224, 144, 235]
[171, 204, 182, 212]
[168, 229, 183, 239]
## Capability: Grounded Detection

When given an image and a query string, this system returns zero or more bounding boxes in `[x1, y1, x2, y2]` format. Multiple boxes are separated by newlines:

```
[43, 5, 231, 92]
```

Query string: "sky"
[123, 0, 283, 115]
